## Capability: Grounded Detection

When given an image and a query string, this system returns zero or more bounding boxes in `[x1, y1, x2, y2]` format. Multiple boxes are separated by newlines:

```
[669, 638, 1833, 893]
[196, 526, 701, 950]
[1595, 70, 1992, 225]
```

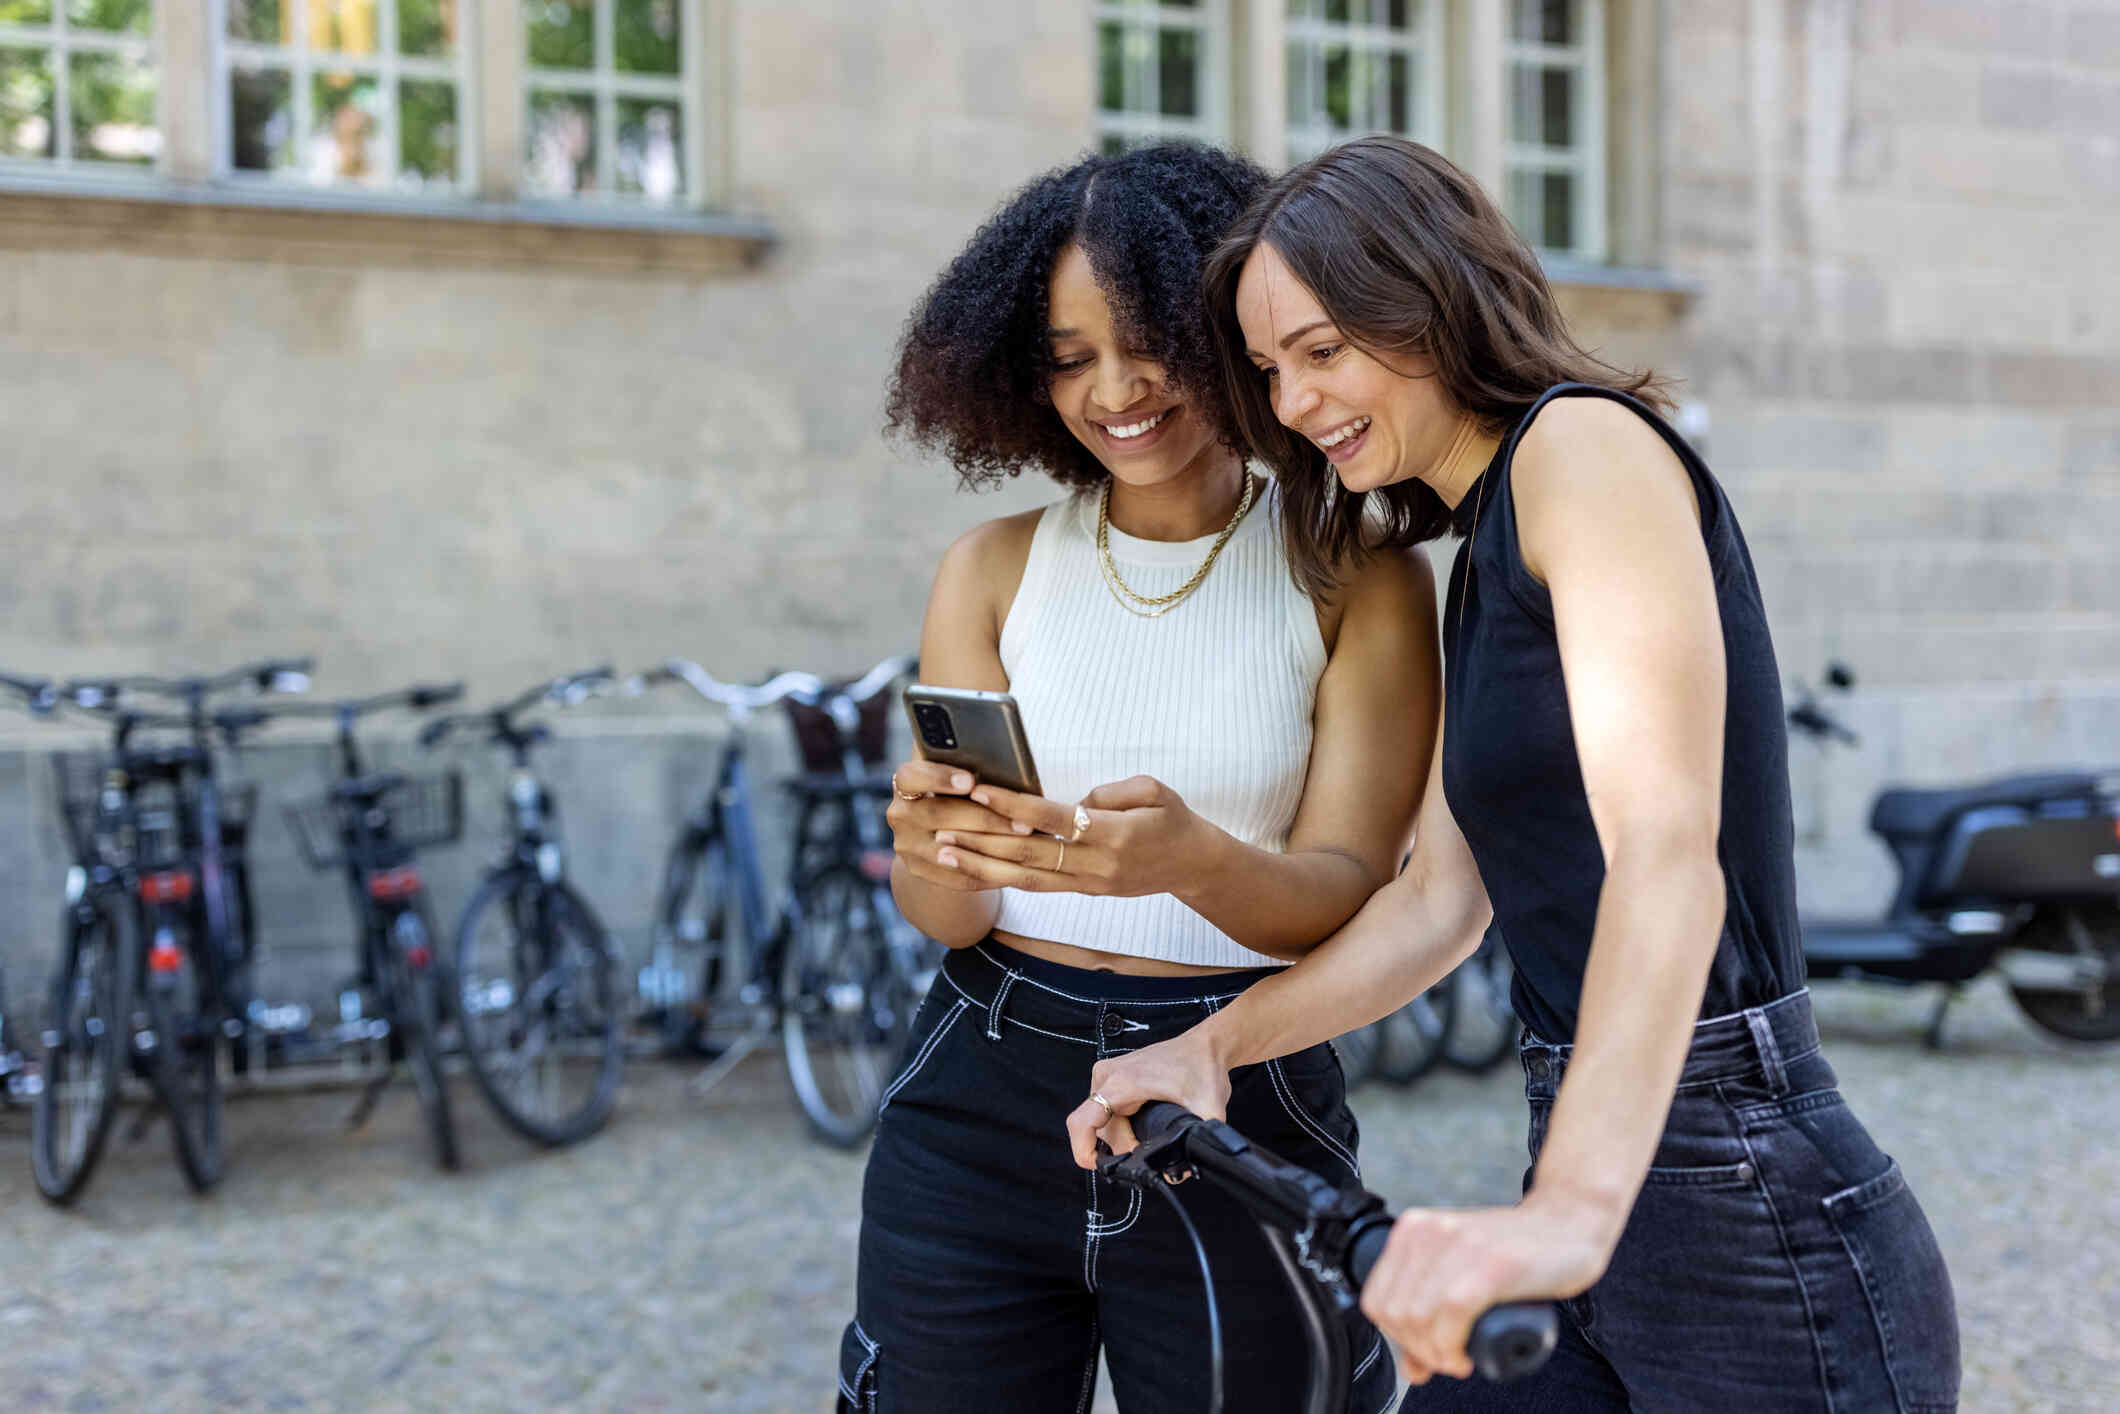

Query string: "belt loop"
[986, 969, 1020, 1042]
[1746, 1008, 1787, 1095]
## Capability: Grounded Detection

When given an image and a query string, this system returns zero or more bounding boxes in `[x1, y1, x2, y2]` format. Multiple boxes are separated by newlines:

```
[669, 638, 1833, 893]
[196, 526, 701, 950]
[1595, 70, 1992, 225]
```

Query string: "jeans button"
[1736, 1161, 1756, 1183]
[1101, 1012, 1124, 1037]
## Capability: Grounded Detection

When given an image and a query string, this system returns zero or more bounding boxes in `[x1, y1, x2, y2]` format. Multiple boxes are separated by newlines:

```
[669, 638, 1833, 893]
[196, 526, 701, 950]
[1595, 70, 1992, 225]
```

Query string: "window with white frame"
[1503, 0, 1604, 260]
[0, 0, 158, 169]
[1285, 0, 1441, 165]
[1095, 0, 1226, 155]
[218, 0, 474, 193]
[524, 0, 698, 205]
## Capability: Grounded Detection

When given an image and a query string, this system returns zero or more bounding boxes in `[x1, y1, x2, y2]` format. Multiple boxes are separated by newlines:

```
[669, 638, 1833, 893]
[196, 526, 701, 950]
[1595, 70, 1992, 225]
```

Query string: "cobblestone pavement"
[2, 976, 2115, 1413]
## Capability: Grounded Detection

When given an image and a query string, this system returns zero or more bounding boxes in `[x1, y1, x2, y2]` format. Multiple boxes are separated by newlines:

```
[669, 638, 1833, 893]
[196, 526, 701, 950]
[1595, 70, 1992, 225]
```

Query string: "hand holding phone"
[902, 685, 1042, 797]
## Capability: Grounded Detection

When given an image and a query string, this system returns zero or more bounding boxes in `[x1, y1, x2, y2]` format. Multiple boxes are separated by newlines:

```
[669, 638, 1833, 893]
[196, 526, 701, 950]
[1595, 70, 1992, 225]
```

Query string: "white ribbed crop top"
[993, 479, 1328, 969]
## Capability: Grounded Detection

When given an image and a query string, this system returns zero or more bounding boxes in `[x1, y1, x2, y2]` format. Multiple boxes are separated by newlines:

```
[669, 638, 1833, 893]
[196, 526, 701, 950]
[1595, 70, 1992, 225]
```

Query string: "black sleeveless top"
[1440, 384, 1805, 1044]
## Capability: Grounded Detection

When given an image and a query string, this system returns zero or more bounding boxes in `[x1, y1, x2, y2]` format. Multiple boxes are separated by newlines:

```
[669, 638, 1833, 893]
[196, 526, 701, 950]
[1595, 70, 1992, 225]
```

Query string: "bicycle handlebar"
[1115, 1101, 1558, 1388]
[0, 672, 58, 715]
[628, 653, 917, 719]
[242, 681, 467, 721]
[418, 667, 614, 750]
[67, 656, 315, 704]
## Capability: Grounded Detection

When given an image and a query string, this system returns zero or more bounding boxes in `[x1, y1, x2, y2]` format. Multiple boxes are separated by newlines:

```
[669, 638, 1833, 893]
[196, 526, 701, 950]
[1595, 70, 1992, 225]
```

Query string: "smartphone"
[902, 685, 1043, 796]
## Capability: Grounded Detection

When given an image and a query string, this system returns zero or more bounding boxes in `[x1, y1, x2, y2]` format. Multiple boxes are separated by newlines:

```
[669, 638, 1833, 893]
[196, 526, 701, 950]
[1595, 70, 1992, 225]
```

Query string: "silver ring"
[1090, 1092, 1114, 1122]
[1072, 804, 1093, 841]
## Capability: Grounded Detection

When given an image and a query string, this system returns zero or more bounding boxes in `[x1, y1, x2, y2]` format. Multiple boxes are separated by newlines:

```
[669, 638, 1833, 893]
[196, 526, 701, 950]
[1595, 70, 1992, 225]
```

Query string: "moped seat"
[1870, 771, 2100, 839]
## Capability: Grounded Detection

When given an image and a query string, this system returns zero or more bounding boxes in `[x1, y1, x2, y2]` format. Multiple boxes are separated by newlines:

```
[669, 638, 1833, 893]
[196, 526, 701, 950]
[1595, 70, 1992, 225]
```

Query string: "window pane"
[68, 0, 151, 34]
[0, 47, 53, 159]
[397, 0, 455, 57]
[307, 70, 382, 185]
[229, 65, 293, 171]
[0, 2, 52, 24]
[1511, 0, 1573, 45]
[525, 89, 595, 194]
[615, 95, 680, 200]
[398, 77, 456, 185]
[68, 50, 157, 164]
[1098, 21, 1124, 112]
[1388, 50, 1409, 132]
[1510, 64, 1573, 147]
[1157, 27, 1196, 117]
[1100, 132, 1129, 156]
[1322, 43, 1350, 128]
[527, 0, 594, 70]
[1322, 0, 1349, 22]
[225, 0, 283, 44]
[1387, 0, 1411, 28]
[1541, 171, 1574, 249]
[615, 0, 680, 75]
[311, 0, 380, 56]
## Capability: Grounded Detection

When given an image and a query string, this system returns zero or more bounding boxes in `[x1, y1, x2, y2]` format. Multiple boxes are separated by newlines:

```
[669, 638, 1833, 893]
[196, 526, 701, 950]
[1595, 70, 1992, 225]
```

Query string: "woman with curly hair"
[835, 143, 1435, 1413]
[1067, 136, 1959, 1412]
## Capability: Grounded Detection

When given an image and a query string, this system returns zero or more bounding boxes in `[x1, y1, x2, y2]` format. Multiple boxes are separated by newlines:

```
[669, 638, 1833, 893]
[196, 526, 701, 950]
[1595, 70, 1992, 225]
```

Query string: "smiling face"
[1045, 243, 1225, 491]
[1232, 241, 1462, 495]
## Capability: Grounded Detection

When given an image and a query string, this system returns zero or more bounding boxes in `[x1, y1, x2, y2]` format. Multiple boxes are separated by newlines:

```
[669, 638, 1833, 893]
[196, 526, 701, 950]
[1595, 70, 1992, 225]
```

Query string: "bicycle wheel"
[1443, 932, 1522, 1072]
[381, 905, 458, 1170]
[1373, 982, 1455, 1086]
[32, 898, 132, 1205]
[1332, 1022, 1381, 1088]
[780, 868, 903, 1148]
[454, 874, 625, 1147]
[143, 918, 224, 1193]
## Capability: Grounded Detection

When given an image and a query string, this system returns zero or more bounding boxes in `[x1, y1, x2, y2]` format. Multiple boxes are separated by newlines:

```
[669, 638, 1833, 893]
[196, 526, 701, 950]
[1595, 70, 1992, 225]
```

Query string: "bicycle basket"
[52, 752, 111, 862]
[285, 771, 463, 872]
[784, 685, 895, 774]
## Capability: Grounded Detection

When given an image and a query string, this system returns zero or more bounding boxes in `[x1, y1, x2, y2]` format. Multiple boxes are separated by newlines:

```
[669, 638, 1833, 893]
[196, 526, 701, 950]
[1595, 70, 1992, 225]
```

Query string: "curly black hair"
[885, 143, 1269, 492]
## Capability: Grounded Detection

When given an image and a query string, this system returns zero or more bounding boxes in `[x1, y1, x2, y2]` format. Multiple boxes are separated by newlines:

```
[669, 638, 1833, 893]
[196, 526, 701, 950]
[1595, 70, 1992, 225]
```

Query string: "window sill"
[1541, 258, 1699, 330]
[0, 171, 776, 275]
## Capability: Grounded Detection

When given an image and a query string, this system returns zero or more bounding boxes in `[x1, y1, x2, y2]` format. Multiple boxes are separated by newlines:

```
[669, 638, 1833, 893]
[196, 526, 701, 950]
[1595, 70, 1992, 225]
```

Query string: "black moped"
[1790, 665, 2120, 1047]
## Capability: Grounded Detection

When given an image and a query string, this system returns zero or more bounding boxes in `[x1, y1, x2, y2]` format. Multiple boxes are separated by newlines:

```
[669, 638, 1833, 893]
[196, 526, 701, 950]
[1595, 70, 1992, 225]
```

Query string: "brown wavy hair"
[1202, 136, 1669, 599]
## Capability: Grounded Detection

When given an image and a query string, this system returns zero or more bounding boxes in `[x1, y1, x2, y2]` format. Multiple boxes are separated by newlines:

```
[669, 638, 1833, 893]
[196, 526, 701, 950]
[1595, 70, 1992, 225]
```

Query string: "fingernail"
[970, 789, 989, 805]
[935, 832, 955, 846]
[939, 850, 958, 869]
[1013, 822, 1032, 835]
[952, 772, 972, 791]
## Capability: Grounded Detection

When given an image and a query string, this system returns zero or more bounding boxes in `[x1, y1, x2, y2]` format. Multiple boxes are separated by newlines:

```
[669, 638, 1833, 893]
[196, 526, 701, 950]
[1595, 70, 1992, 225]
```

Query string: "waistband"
[1520, 988, 1820, 1097]
[937, 939, 1279, 1050]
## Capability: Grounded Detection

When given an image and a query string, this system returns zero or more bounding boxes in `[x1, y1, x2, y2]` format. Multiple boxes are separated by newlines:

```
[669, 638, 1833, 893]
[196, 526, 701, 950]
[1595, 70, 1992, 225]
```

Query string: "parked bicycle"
[629, 653, 931, 1147]
[420, 668, 627, 1148]
[0, 674, 58, 1112]
[1093, 1100, 1557, 1414]
[269, 682, 468, 1169]
[18, 658, 309, 1199]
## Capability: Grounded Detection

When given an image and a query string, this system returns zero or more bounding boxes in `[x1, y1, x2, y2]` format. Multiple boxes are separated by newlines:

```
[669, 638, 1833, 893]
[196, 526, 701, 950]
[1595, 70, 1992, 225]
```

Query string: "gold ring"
[892, 774, 924, 802]
[1054, 838, 1067, 872]
[1091, 1091, 1114, 1122]
[1072, 804, 1092, 841]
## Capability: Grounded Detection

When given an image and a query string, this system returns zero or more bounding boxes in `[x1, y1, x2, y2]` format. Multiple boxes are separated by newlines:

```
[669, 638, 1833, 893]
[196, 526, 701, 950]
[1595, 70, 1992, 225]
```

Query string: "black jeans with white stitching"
[838, 939, 1396, 1414]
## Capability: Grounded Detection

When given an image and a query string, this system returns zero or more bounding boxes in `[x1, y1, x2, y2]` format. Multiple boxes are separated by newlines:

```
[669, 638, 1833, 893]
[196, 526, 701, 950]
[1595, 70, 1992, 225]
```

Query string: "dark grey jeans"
[1401, 989, 1960, 1413]
[838, 939, 1396, 1414]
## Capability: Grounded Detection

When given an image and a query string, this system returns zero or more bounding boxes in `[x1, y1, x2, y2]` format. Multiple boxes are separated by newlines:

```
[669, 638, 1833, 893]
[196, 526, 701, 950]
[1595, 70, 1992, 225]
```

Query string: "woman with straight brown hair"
[1054, 136, 1961, 1411]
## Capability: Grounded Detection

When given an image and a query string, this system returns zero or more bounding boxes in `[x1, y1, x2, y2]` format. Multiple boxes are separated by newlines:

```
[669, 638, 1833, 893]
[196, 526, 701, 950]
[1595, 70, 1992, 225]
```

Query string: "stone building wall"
[0, 0, 2114, 1003]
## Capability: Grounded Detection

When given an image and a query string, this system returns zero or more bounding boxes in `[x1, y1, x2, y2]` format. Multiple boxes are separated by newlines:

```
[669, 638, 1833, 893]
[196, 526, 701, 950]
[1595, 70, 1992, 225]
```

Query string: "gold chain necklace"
[1096, 472, 1259, 619]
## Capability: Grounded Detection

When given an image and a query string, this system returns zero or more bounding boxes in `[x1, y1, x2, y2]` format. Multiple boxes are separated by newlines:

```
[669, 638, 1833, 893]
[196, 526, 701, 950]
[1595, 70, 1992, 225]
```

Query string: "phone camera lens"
[915, 703, 956, 750]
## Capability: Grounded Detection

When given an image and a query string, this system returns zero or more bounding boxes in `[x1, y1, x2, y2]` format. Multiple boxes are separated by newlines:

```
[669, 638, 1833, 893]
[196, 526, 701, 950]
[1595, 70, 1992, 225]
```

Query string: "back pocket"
[837, 1319, 880, 1413]
[1823, 1161, 1960, 1413]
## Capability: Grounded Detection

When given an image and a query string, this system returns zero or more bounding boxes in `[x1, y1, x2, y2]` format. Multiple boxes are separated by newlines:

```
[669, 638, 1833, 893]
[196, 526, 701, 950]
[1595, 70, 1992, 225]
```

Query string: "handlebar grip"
[1466, 1304, 1559, 1383]
[1131, 1100, 1192, 1141]
[418, 718, 454, 748]
[1347, 1225, 1557, 1384]
[411, 682, 466, 709]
